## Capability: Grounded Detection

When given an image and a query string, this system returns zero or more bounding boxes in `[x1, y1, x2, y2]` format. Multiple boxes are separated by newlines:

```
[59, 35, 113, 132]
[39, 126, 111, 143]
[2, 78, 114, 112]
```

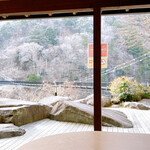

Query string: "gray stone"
[50, 101, 93, 125]
[101, 96, 112, 107]
[102, 108, 132, 128]
[111, 105, 121, 108]
[123, 102, 150, 110]
[50, 101, 133, 128]
[74, 94, 112, 107]
[0, 98, 52, 126]
[111, 97, 120, 104]
[0, 124, 25, 139]
[140, 99, 150, 106]
[39, 96, 71, 106]
[84, 94, 94, 106]
[74, 94, 93, 105]
[0, 98, 36, 108]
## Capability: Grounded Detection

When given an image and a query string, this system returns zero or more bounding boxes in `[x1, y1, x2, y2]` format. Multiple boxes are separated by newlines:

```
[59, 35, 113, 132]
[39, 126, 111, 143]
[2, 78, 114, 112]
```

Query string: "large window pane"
[0, 17, 94, 149]
[102, 14, 150, 134]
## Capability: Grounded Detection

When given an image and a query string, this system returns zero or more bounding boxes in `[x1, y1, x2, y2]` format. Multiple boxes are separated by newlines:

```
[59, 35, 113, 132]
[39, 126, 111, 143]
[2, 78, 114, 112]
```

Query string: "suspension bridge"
[0, 80, 110, 90]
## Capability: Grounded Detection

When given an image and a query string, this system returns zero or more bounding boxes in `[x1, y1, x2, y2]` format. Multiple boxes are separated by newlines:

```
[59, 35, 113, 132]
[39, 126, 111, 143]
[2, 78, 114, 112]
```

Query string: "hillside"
[0, 15, 149, 84]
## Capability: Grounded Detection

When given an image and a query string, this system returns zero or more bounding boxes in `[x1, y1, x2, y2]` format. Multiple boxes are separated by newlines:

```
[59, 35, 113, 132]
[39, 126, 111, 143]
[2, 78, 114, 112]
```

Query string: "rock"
[140, 99, 150, 106]
[74, 95, 93, 105]
[102, 108, 132, 128]
[74, 98, 87, 104]
[0, 98, 36, 108]
[102, 96, 112, 107]
[74, 94, 112, 107]
[111, 105, 121, 108]
[85, 94, 94, 105]
[0, 124, 25, 139]
[39, 96, 71, 106]
[111, 97, 120, 104]
[50, 101, 133, 128]
[0, 98, 52, 126]
[74, 94, 94, 105]
[123, 102, 150, 110]
[50, 101, 93, 125]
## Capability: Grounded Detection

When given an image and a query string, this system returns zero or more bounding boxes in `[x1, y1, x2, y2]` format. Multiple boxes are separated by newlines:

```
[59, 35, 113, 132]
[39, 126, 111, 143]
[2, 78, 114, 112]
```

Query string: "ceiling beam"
[0, 0, 150, 15]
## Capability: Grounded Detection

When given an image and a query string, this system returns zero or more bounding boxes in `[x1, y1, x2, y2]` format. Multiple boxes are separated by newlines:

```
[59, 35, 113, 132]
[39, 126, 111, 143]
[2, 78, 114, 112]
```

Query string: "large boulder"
[123, 102, 150, 110]
[50, 101, 133, 128]
[39, 96, 71, 106]
[74, 94, 112, 107]
[0, 98, 52, 126]
[0, 123, 25, 139]
[50, 101, 93, 125]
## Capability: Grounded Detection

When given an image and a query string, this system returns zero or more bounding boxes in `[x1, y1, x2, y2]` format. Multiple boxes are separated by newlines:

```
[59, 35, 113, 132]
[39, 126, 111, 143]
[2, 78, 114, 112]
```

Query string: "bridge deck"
[0, 108, 150, 150]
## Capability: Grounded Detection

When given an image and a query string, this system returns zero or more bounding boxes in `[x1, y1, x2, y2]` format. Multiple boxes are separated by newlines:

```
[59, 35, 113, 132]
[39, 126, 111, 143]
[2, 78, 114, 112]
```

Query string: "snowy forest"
[0, 14, 150, 84]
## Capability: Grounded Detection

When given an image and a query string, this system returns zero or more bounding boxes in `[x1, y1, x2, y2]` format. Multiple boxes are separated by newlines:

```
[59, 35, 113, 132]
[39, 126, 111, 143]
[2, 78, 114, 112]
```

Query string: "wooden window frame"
[1, 6, 149, 131]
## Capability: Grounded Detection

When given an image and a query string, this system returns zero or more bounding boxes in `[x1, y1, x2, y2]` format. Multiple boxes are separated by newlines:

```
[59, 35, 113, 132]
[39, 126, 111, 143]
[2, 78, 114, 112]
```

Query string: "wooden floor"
[0, 108, 150, 150]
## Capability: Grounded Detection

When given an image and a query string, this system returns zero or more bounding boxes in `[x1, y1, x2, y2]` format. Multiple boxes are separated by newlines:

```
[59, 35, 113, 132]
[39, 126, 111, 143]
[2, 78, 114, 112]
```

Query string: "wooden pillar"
[94, 7, 101, 131]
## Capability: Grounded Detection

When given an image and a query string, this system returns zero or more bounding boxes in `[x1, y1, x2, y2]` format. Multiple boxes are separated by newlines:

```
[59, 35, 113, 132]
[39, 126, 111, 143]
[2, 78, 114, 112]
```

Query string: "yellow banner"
[88, 57, 107, 68]
[101, 57, 107, 68]
[88, 58, 93, 68]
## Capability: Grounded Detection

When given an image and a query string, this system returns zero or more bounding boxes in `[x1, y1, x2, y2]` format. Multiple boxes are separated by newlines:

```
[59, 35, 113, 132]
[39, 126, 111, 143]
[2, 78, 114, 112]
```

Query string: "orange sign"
[88, 44, 93, 57]
[88, 43, 107, 57]
[101, 43, 107, 57]
[88, 57, 107, 68]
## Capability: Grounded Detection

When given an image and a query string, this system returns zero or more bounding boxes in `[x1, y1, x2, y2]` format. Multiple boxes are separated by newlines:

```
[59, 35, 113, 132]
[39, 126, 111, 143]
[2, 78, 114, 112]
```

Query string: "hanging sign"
[88, 43, 108, 68]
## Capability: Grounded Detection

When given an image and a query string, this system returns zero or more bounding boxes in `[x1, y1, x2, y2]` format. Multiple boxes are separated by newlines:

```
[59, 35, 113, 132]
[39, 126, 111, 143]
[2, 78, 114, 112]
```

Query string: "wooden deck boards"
[0, 108, 150, 150]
